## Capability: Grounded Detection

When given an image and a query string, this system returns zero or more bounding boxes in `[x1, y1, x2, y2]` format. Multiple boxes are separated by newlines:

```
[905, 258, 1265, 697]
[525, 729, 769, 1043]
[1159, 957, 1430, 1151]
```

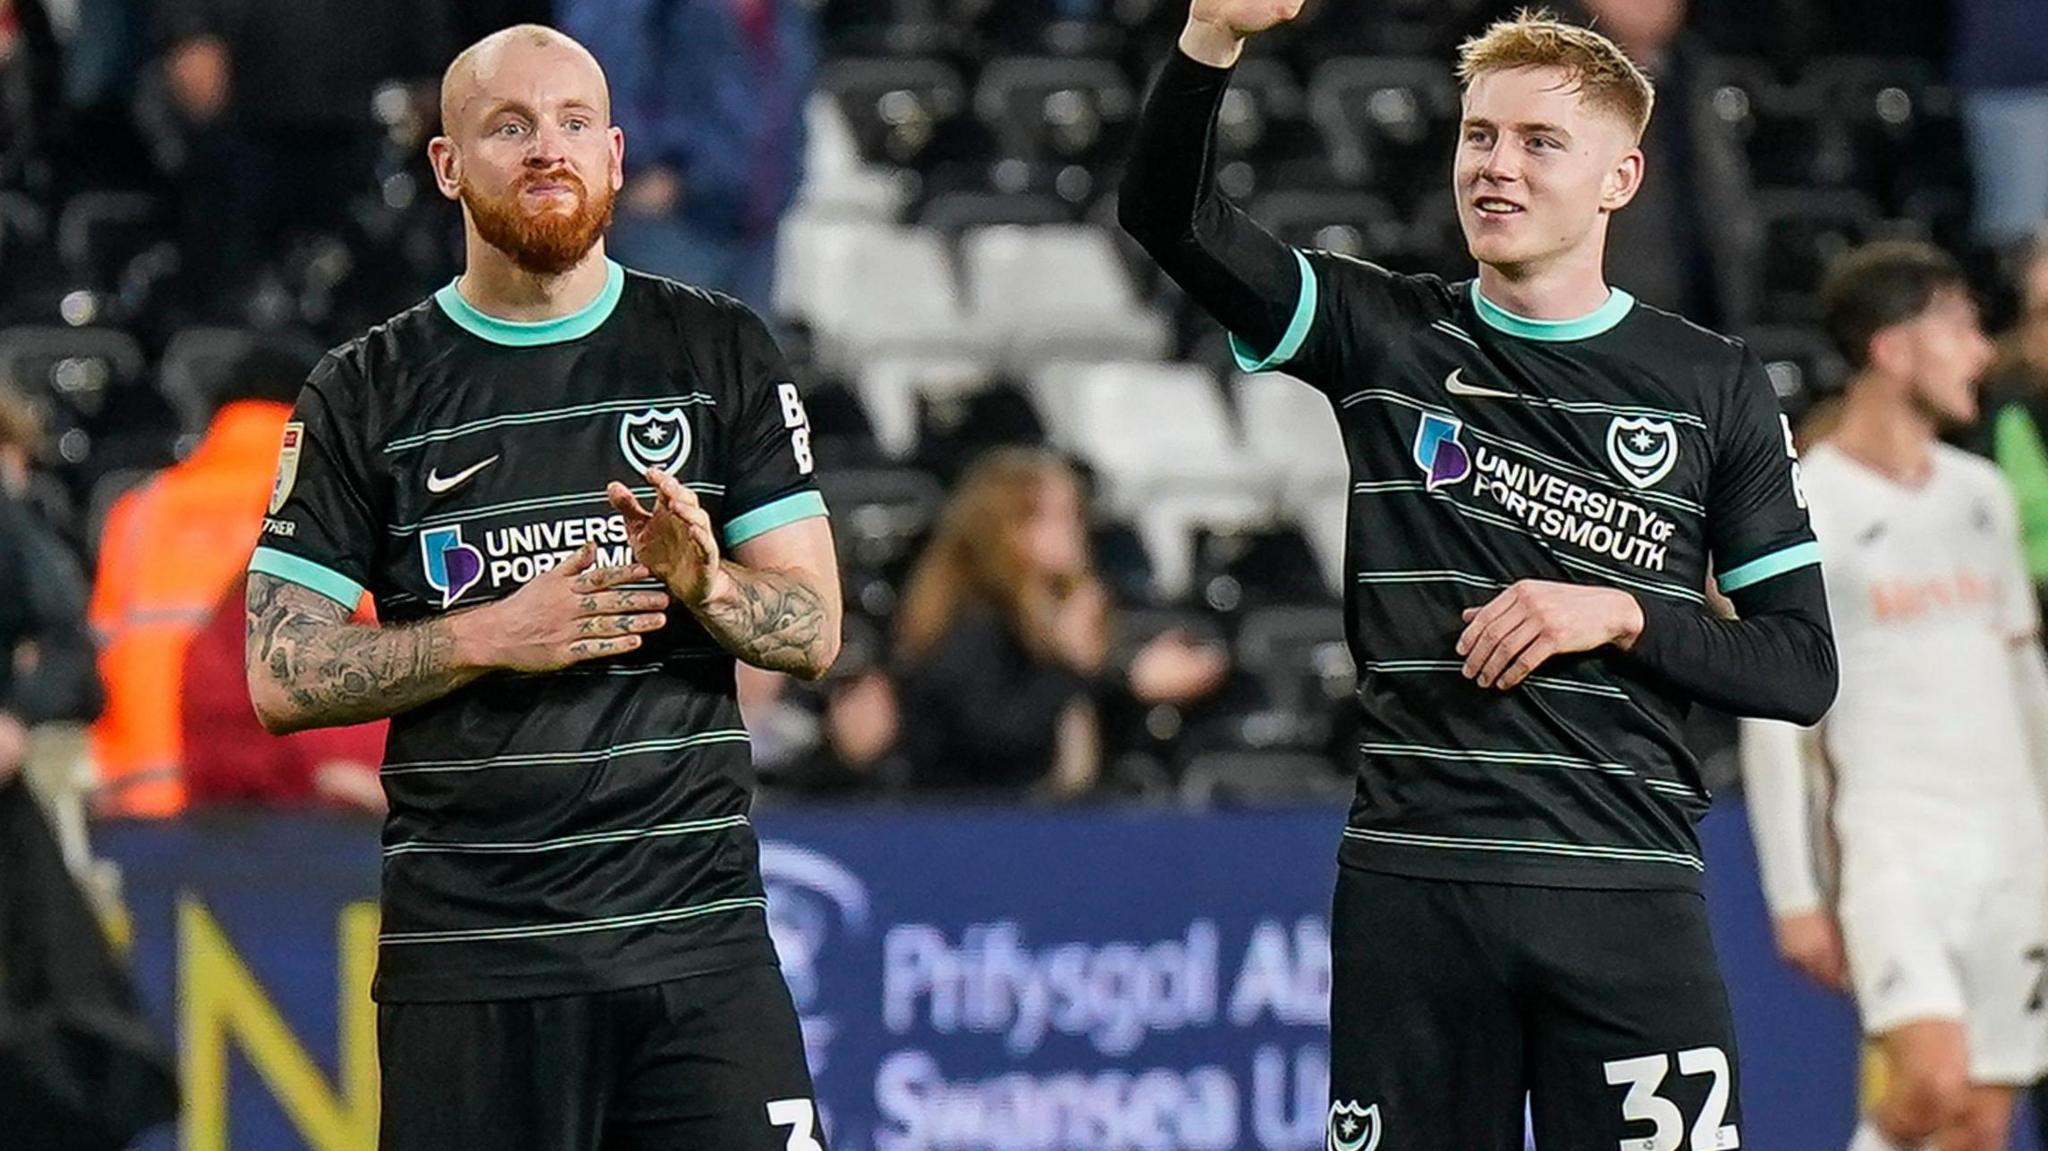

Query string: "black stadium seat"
[0, 326, 147, 423]
[1757, 189, 1887, 323]
[55, 191, 171, 293]
[819, 57, 972, 169]
[1249, 190, 1406, 261]
[1307, 56, 1460, 196]
[973, 57, 1135, 172]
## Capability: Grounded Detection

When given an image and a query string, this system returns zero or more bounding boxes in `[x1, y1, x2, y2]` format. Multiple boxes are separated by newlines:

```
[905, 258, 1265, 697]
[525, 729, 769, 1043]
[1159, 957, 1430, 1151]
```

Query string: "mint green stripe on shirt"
[249, 546, 366, 607]
[723, 490, 828, 548]
[1716, 540, 1822, 593]
[1229, 248, 1319, 372]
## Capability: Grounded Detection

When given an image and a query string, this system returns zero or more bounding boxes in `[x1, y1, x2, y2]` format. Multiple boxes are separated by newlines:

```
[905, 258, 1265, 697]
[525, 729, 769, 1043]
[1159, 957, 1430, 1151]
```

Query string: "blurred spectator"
[893, 449, 1226, 798]
[0, 390, 101, 776]
[88, 338, 311, 818]
[180, 574, 385, 813]
[560, 0, 815, 315]
[1955, 0, 2048, 247]
[1968, 231, 2048, 603]
[0, 0, 62, 191]
[1574, 0, 1760, 329]
[155, 0, 453, 313]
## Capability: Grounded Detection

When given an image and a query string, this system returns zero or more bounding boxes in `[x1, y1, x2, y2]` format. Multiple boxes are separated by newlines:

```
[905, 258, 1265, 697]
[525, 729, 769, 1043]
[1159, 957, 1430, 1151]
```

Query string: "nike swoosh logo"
[425, 455, 500, 495]
[1443, 369, 1517, 399]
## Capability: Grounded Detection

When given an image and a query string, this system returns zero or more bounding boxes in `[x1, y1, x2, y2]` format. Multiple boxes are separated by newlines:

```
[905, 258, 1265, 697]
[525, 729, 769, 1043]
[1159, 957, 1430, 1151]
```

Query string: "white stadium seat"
[960, 225, 1171, 369]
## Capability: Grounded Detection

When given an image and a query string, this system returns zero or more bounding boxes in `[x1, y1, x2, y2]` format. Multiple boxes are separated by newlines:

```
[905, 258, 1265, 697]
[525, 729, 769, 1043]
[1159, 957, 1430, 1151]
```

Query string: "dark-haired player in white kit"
[243, 25, 839, 1151]
[1121, 5, 1838, 1148]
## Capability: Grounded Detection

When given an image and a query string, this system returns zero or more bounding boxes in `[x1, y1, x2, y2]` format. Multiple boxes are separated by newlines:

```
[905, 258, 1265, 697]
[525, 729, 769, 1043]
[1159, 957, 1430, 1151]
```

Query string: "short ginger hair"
[1455, 8, 1657, 143]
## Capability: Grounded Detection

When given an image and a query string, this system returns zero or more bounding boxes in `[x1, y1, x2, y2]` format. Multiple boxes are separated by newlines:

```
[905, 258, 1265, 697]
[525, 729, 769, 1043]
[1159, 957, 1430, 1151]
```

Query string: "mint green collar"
[1470, 281, 1635, 342]
[436, 260, 626, 346]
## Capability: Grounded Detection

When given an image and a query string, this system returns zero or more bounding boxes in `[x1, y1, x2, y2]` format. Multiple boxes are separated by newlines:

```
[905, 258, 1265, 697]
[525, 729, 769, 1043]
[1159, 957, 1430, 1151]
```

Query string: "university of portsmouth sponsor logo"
[1327, 1100, 1381, 1151]
[1606, 415, 1679, 490]
[1412, 412, 1472, 491]
[420, 526, 485, 608]
[1469, 444, 1678, 571]
[620, 407, 692, 474]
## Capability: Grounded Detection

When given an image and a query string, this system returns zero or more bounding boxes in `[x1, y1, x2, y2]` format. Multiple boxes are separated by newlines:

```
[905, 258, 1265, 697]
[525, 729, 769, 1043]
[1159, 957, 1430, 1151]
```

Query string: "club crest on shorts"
[1328, 1100, 1381, 1151]
[1606, 415, 1679, 490]
[269, 422, 304, 515]
[619, 407, 692, 474]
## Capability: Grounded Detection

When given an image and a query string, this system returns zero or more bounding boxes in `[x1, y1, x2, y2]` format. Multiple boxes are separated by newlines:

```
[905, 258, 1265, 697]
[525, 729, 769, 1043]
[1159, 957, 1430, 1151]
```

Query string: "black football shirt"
[1235, 251, 1819, 893]
[250, 261, 827, 1001]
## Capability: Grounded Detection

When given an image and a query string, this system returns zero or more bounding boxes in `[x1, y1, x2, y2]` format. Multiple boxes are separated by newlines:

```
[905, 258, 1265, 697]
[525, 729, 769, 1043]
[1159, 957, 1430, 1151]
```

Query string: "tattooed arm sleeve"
[244, 573, 485, 733]
[695, 515, 841, 680]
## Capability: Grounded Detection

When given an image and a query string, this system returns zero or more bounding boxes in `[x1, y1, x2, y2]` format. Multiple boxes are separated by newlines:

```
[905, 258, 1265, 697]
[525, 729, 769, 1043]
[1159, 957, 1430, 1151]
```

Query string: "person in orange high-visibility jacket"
[89, 339, 317, 816]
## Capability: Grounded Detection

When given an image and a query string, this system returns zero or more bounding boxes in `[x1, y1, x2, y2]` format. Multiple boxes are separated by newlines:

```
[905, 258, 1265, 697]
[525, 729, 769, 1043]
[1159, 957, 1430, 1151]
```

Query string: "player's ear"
[1600, 145, 1644, 213]
[609, 125, 625, 192]
[427, 136, 463, 202]
[1867, 324, 1913, 379]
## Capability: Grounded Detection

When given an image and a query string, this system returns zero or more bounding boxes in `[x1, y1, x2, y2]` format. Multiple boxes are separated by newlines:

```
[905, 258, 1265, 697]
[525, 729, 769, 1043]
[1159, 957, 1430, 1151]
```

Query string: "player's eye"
[1528, 136, 1560, 151]
[495, 121, 526, 138]
[1464, 128, 1493, 146]
[565, 117, 589, 132]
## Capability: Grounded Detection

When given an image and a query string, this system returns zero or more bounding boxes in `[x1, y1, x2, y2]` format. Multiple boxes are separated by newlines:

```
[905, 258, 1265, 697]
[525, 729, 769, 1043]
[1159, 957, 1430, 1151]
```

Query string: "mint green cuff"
[249, 546, 366, 607]
[1717, 540, 1822, 594]
[1229, 248, 1319, 372]
[723, 490, 829, 548]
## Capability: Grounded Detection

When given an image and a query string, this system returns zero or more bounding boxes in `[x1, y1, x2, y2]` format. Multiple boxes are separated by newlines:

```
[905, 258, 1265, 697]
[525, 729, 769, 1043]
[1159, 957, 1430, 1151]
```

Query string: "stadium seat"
[55, 192, 171, 292]
[1026, 361, 1270, 526]
[973, 57, 1137, 171]
[959, 224, 1171, 366]
[1204, 58, 1333, 198]
[1743, 324, 1850, 414]
[911, 378, 1050, 483]
[819, 57, 972, 170]
[1756, 189, 1888, 323]
[1093, 517, 1159, 605]
[1306, 57, 1461, 193]
[792, 93, 912, 221]
[793, 223, 992, 370]
[853, 355, 998, 460]
[812, 465, 947, 585]
[914, 190, 1072, 237]
[158, 327, 255, 435]
[1189, 522, 1334, 614]
[1283, 483, 1351, 598]
[1132, 488, 1276, 601]
[1178, 749, 1352, 806]
[0, 326, 148, 423]
[1704, 61, 1838, 192]
[1234, 603, 1352, 716]
[1234, 371, 1348, 502]
[1248, 190, 1406, 260]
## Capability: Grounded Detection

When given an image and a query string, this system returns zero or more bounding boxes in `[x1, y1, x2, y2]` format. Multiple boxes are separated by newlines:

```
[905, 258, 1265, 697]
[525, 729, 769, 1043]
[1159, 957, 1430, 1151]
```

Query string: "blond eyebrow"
[1460, 117, 1574, 141]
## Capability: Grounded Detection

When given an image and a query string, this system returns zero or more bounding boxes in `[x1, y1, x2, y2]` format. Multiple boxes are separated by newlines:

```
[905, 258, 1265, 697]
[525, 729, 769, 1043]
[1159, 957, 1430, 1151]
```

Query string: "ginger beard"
[460, 167, 616, 276]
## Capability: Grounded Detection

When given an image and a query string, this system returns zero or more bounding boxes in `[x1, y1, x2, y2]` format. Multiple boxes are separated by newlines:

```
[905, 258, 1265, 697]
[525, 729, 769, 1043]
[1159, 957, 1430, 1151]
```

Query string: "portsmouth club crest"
[620, 407, 693, 474]
[1606, 415, 1679, 490]
[1328, 1101, 1382, 1151]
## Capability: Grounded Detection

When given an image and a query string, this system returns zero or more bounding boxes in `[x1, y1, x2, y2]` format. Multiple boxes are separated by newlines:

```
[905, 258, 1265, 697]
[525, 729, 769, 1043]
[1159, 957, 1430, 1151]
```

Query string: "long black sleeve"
[1621, 565, 1837, 725]
[1117, 47, 1304, 355]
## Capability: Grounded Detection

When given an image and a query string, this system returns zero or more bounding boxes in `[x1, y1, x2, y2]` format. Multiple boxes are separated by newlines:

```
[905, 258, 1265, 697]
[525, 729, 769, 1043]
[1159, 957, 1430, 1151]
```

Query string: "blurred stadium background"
[0, 0, 2039, 1147]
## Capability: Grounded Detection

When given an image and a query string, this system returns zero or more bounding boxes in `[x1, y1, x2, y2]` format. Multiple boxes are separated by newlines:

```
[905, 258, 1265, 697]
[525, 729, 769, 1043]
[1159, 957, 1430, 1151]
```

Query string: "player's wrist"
[1609, 591, 1646, 651]
[1178, 17, 1247, 67]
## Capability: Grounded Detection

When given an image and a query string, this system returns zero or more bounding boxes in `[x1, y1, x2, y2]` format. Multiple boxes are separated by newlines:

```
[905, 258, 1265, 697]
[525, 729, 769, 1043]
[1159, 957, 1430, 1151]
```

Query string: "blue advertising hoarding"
[95, 804, 1893, 1151]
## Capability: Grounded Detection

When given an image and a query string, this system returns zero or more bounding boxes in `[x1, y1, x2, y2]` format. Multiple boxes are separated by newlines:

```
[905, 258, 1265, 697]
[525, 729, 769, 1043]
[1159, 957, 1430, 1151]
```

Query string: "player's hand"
[465, 542, 671, 671]
[1773, 911, 1848, 992]
[1455, 580, 1646, 690]
[1188, 0, 1306, 38]
[607, 468, 725, 609]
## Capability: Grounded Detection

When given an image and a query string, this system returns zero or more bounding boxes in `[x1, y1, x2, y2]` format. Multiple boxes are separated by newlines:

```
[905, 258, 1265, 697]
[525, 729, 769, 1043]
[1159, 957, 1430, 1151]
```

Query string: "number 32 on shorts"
[1603, 1047, 1739, 1151]
[768, 1098, 824, 1151]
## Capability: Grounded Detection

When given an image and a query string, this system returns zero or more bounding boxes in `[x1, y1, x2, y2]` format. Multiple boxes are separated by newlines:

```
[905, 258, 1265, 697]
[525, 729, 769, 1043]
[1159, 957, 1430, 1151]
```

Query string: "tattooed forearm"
[692, 562, 838, 679]
[244, 573, 482, 732]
